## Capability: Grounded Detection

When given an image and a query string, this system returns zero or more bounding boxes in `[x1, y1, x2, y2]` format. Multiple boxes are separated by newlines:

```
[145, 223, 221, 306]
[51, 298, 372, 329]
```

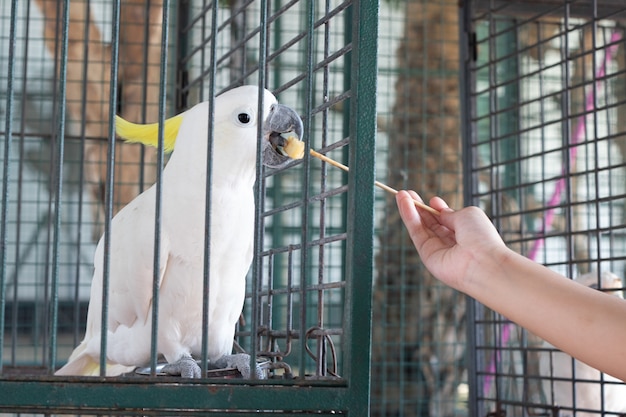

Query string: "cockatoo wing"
[56, 187, 169, 376]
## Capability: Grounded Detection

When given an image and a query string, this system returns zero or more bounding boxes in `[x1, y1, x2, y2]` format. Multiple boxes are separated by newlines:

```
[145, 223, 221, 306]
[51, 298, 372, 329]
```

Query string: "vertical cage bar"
[149, 0, 172, 376]
[266, 0, 286, 352]
[316, 0, 331, 377]
[72, 0, 92, 347]
[11, 0, 33, 366]
[299, 0, 316, 378]
[0, 0, 19, 374]
[101, 0, 122, 376]
[176, 0, 190, 111]
[136, 2, 152, 192]
[47, 0, 72, 374]
[459, 1, 481, 415]
[251, 0, 269, 380]
[560, 3, 574, 279]
[201, 0, 218, 378]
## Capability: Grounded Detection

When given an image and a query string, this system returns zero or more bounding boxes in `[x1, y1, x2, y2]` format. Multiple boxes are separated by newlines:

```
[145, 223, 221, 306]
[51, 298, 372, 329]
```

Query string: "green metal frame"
[0, 0, 378, 414]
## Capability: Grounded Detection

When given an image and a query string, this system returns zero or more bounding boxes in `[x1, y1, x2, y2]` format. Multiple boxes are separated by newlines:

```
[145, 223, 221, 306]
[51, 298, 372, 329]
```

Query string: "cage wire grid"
[371, 1, 469, 416]
[0, 0, 377, 415]
[462, 1, 626, 416]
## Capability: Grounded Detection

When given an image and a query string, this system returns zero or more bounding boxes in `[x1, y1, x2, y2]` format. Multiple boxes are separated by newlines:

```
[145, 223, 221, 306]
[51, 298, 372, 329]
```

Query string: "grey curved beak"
[263, 103, 304, 168]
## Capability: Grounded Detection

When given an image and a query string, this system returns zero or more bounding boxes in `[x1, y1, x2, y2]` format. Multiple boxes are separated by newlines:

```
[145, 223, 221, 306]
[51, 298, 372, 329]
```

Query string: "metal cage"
[461, 1, 626, 416]
[0, 0, 377, 414]
[10, 0, 626, 415]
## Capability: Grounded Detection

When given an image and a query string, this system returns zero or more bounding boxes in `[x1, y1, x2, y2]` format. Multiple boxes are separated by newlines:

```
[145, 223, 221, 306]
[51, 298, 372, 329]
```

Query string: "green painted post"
[344, 0, 378, 414]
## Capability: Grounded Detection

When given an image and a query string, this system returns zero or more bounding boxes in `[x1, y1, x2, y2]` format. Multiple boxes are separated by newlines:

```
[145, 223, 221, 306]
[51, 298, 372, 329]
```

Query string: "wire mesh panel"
[0, 0, 377, 414]
[461, 1, 626, 416]
[372, 1, 468, 416]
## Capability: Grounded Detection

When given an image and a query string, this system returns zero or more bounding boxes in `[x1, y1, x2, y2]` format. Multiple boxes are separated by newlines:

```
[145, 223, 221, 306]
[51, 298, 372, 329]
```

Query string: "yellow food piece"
[284, 135, 305, 159]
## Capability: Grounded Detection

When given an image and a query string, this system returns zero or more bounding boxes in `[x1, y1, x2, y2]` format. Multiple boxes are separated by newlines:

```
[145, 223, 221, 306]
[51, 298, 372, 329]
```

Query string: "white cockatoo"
[55, 85, 304, 378]
[540, 271, 626, 416]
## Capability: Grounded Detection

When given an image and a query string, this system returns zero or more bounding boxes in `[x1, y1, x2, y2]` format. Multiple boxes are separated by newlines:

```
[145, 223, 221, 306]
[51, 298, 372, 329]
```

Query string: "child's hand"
[395, 190, 505, 292]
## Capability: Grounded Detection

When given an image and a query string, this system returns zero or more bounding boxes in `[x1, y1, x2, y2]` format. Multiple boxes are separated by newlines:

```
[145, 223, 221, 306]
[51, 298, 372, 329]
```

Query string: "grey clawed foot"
[162, 353, 201, 378]
[215, 353, 267, 379]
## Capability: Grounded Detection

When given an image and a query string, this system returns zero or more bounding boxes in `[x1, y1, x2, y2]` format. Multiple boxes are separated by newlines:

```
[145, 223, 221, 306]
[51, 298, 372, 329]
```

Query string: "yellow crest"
[115, 114, 184, 153]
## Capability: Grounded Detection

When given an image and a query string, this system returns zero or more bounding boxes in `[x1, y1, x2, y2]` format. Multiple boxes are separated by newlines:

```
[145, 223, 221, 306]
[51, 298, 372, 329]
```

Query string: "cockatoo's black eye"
[238, 113, 251, 124]
[232, 107, 256, 127]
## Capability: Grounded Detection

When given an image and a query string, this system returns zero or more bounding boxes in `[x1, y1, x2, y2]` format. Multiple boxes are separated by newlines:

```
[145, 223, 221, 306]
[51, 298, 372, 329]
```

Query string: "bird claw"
[160, 353, 266, 379]
[162, 353, 201, 378]
[215, 353, 267, 379]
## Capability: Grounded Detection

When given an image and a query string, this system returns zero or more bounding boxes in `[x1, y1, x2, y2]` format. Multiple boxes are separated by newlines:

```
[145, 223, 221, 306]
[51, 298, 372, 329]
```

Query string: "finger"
[405, 189, 425, 204]
[396, 190, 421, 223]
[396, 191, 427, 237]
[405, 190, 443, 229]
[412, 194, 458, 246]
[396, 191, 440, 252]
[429, 196, 452, 212]
[397, 190, 434, 221]
[425, 196, 459, 232]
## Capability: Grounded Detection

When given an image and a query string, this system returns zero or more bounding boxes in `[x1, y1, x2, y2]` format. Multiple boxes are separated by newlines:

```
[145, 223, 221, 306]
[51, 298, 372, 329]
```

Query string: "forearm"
[465, 247, 626, 381]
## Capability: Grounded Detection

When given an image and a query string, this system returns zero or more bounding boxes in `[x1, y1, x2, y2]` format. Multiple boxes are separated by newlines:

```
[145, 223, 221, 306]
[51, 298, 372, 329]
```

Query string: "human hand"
[395, 190, 507, 292]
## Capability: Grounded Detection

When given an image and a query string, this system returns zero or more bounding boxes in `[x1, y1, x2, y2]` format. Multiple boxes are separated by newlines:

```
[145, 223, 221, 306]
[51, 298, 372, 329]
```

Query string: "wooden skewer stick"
[309, 149, 440, 216]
